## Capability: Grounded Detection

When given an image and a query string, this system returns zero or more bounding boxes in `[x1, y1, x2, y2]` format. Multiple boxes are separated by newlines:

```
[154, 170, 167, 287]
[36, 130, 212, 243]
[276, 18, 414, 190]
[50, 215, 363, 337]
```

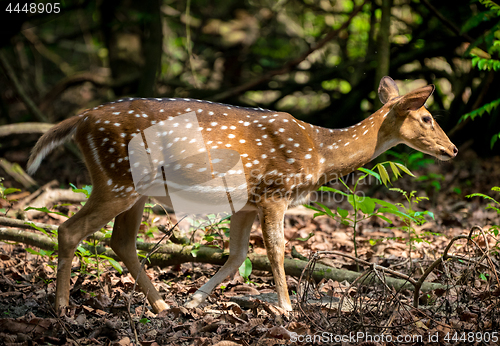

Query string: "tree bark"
[138, 0, 163, 97]
[374, 0, 392, 109]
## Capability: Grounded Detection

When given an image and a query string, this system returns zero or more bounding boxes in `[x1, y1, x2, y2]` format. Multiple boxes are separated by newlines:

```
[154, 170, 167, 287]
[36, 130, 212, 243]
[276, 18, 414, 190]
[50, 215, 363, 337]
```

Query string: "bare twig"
[318, 250, 418, 286]
[412, 226, 498, 308]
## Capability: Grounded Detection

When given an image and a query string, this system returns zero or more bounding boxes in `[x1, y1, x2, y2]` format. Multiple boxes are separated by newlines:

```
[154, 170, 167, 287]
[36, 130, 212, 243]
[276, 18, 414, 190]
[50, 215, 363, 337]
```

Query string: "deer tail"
[27, 116, 83, 175]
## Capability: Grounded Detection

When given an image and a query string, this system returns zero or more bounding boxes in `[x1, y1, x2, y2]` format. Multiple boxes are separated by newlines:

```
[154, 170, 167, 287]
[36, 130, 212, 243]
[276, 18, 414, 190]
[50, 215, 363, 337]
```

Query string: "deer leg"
[55, 195, 137, 312]
[185, 209, 257, 308]
[110, 196, 169, 313]
[259, 200, 292, 311]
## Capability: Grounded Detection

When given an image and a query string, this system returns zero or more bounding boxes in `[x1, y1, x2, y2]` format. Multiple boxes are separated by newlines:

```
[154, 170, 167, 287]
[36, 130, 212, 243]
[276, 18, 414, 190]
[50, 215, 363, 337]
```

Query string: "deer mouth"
[437, 145, 458, 161]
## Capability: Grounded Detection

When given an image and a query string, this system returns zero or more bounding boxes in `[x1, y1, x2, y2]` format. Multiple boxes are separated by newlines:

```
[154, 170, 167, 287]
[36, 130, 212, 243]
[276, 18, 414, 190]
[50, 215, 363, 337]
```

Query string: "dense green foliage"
[0, 0, 499, 156]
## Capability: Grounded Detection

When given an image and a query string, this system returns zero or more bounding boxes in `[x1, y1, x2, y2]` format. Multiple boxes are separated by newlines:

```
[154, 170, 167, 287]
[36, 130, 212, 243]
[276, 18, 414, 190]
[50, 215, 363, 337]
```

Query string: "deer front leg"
[258, 200, 292, 311]
[185, 209, 257, 308]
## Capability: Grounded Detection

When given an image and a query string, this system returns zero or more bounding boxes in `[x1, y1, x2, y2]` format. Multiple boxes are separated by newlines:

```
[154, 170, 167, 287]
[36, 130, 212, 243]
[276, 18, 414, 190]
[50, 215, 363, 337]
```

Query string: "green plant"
[188, 214, 231, 257]
[459, 0, 500, 149]
[69, 183, 92, 199]
[306, 161, 436, 267]
[25, 183, 124, 277]
[139, 317, 150, 325]
[305, 161, 415, 260]
[385, 188, 437, 266]
[239, 257, 253, 283]
[25, 248, 55, 258]
[466, 186, 500, 238]
[0, 177, 21, 215]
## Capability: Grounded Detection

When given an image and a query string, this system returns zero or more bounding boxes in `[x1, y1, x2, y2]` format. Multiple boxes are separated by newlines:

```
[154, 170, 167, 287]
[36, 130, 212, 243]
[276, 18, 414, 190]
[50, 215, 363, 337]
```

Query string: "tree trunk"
[374, 0, 392, 109]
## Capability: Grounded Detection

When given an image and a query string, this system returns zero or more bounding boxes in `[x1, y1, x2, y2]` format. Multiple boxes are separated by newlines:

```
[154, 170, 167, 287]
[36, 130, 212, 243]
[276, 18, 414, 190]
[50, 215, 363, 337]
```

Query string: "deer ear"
[398, 84, 435, 112]
[378, 76, 400, 104]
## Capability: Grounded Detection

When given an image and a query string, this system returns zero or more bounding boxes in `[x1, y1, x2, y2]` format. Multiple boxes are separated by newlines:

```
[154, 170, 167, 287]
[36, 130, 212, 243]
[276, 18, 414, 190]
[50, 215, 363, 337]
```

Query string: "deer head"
[378, 76, 458, 161]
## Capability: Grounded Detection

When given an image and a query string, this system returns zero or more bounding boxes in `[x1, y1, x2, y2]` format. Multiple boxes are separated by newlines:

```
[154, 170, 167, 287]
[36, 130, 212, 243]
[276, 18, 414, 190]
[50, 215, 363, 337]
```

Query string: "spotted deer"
[27, 76, 457, 313]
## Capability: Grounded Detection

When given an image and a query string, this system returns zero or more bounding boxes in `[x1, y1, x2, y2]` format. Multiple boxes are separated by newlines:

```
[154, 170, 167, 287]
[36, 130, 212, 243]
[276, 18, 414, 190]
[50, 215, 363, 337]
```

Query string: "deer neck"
[311, 107, 399, 180]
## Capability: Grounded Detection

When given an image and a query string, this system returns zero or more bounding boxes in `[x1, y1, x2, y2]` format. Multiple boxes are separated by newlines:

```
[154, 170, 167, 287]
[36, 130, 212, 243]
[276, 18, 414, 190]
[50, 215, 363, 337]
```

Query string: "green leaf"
[239, 257, 252, 279]
[203, 235, 215, 242]
[295, 232, 315, 242]
[349, 195, 376, 214]
[26, 248, 53, 257]
[460, 98, 500, 124]
[373, 214, 392, 224]
[24, 207, 69, 218]
[191, 243, 201, 257]
[315, 202, 336, 218]
[337, 207, 349, 218]
[303, 204, 323, 212]
[357, 167, 381, 182]
[218, 214, 232, 223]
[388, 162, 401, 179]
[376, 164, 391, 186]
[491, 133, 500, 149]
[313, 212, 327, 218]
[25, 222, 54, 237]
[370, 198, 399, 211]
[394, 163, 414, 177]
[318, 186, 349, 196]
[414, 211, 435, 220]
[3, 188, 21, 196]
[101, 256, 123, 273]
[69, 183, 92, 198]
[466, 193, 500, 205]
[378, 207, 417, 223]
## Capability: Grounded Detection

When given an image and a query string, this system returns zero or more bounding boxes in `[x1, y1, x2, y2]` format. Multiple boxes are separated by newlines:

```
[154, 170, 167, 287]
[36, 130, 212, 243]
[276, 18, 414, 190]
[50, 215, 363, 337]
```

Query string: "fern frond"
[459, 98, 500, 123]
[491, 132, 500, 149]
[479, 0, 500, 14]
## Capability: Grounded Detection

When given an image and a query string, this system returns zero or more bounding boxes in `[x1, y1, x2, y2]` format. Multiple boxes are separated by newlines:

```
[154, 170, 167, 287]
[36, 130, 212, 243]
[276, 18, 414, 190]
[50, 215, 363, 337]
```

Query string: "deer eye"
[422, 116, 432, 124]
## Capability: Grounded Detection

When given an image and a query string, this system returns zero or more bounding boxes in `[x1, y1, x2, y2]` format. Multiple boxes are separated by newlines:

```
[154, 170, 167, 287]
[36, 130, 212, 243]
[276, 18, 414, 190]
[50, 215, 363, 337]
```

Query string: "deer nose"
[440, 145, 458, 158]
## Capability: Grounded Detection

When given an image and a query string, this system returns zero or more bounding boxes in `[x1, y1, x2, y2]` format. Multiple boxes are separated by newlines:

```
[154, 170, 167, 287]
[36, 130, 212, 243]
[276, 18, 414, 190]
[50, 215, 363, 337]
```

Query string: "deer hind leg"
[185, 209, 257, 308]
[55, 194, 137, 312]
[110, 196, 169, 313]
[259, 200, 292, 311]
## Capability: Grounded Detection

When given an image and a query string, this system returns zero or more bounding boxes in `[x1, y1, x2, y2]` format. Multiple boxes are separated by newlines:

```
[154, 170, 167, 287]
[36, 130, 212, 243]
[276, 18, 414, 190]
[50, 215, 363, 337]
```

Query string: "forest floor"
[0, 148, 500, 345]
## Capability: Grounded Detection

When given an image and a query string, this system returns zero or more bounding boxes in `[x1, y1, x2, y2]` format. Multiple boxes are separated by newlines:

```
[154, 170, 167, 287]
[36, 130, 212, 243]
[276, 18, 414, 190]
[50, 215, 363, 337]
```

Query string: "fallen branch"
[21, 188, 87, 218]
[0, 226, 443, 293]
[0, 123, 54, 137]
[0, 158, 37, 189]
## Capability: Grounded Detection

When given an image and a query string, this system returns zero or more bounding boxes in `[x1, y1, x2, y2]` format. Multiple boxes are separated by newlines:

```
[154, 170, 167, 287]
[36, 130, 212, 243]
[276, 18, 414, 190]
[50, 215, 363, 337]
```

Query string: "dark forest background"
[1, 0, 499, 186]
